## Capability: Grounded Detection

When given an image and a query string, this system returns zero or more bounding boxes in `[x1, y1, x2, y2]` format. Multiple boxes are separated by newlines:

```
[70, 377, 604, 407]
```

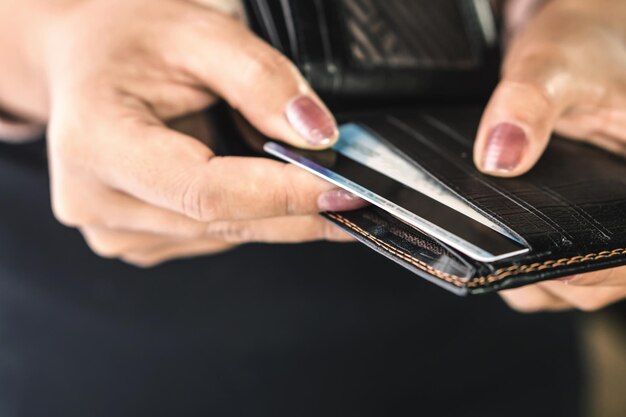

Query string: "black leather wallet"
[244, 0, 501, 100]
[242, 0, 626, 295]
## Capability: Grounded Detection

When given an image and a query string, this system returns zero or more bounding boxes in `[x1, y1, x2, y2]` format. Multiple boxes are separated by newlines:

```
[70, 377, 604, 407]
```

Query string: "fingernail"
[482, 123, 528, 172]
[318, 189, 368, 212]
[285, 95, 338, 146]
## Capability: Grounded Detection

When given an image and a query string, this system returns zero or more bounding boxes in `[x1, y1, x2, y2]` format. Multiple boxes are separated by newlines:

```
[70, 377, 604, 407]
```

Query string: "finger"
[82, 215, 351, 266]
[122, 239, 233, 268]
[538, 280, 626, 311]
[556, 108, 626, 145]
[84, 211, 351, 257]
[502, 0, 546, 43]
[0, 114, 45, 142]
[173, 9, 338, 148]
[206, 215, 353, 244]
[474, 58, 578, 177]
[499, 284, 572, 313]
[189, 0, 246, 20]
[79, 190, 215, 238]
[74, 187, 357, 243]
[558, 130, 626, 158]
[557, 265, 626, 287]
[82, 226, 233, 265]
[81, 226, 179, 259]
[89, 118, 364, 221]
[473, 8, 594, 177]
[123, 218, 353, 268]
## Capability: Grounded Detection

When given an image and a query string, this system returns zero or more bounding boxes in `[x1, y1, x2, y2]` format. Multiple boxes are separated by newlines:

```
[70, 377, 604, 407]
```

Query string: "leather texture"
[243, 0, 626, 295]
[326, 108, 626, 295]
[244, 0, 500, 100]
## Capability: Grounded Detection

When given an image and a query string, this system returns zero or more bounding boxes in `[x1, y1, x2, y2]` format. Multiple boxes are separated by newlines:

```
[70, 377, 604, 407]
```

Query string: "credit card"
[264, 123, 529, 262]
[334, 123, 519, 239]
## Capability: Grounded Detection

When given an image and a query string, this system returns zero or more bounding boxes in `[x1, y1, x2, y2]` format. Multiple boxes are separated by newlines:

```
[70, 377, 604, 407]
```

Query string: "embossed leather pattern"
[244, 0, 499, 99]
[325, 108, 626, 295]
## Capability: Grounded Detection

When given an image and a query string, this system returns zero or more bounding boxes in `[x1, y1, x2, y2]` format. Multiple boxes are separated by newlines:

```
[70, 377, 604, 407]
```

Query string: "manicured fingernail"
[482, 123, 528, 172]
[318, 189, 368, 212]
[285, 95, 338, 146]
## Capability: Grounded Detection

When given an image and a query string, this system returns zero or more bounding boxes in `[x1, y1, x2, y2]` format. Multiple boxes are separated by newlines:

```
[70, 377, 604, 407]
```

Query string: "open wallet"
[240, 0, 626, 295]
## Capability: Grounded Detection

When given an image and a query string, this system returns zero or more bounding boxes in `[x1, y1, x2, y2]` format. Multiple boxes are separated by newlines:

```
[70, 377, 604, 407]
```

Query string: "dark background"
[0, 140, 585, 416]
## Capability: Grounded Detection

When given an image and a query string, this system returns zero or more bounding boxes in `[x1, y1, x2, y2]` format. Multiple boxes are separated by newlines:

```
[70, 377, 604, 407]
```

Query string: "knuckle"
[51, 190, 96, 228]
[179, 176, 219, 222]
[270, 187, 291, 217]
[278, 165, 315, 215]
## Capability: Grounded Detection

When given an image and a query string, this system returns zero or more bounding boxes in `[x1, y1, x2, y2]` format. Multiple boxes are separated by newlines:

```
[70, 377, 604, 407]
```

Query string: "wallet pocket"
[323, 207, 477, 295]
[327, 207, 626, 295]
[329, 107, 626, 294]
[348, 108, 626, 256]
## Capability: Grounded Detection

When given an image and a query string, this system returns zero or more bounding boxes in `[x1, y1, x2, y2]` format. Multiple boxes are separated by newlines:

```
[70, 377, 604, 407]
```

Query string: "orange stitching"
[328, 213, 626, 289]
[327, 213, 467, 287]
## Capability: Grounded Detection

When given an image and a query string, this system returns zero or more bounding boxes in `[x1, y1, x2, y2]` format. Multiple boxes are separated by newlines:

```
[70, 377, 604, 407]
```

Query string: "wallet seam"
[328, 213, 626, 289]
[468, 248, 626, 288]
[327, 213, 467, 288]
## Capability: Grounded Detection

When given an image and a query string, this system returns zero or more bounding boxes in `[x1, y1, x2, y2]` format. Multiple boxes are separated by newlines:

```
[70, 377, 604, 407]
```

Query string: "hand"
[475, 0, 626, 311]
[475, 0, 626, 176]
[499, 269, 626, 312]
[1, 0, 365, 266]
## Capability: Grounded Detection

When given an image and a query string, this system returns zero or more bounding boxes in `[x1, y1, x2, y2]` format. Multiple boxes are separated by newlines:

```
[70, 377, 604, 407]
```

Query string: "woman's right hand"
[0, 0, 365, 266]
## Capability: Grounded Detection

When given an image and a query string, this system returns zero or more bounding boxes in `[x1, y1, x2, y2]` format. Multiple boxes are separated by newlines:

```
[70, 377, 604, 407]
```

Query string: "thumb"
[474, 52, 576, 177]
[180, 11, 338, 149]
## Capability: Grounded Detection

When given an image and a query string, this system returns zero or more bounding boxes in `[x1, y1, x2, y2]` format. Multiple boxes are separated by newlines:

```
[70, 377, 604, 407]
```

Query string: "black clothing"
[0, 141, 583, 416]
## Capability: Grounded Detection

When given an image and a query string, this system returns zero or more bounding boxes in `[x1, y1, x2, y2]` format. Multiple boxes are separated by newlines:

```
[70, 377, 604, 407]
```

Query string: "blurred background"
[0, 139, 624, 417]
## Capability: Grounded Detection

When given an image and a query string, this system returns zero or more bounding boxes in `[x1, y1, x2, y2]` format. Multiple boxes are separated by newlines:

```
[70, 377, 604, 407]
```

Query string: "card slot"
[366, 110, 626, 255]
[265, 139, 528, 261]
[353, 113, 564, 250]
[323, 207, 476, 295]
[367, 111, 608, 251]
[539, 186, 612, 241]
[326, 208, 626, 295]
[413, 111, 626, 249]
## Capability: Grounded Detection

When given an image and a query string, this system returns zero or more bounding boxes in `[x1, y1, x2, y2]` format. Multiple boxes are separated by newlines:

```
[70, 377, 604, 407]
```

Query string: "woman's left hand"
[474, 0, 626, 311]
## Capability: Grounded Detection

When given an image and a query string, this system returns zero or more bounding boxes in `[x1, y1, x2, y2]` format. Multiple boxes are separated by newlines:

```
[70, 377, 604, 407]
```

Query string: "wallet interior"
[321, 107, 626, 295]
[244, 0, 500, 100]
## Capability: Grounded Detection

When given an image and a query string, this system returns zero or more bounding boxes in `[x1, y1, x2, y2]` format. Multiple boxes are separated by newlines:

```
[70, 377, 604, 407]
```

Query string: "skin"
[475, 0, 626, 311]
[0, 0, 368, 267]
[0, 0, 625, 311]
